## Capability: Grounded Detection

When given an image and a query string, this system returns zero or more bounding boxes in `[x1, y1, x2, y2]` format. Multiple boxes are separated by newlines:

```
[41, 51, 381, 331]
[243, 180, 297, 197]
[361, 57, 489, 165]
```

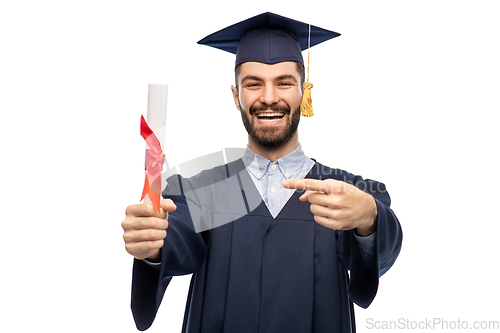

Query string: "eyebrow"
[275, 74, 298, 82]
[241, 75, 264, 84]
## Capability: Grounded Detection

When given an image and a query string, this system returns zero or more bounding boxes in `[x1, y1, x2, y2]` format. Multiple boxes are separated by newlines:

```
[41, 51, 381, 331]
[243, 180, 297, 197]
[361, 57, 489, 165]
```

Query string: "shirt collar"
[243, 144, 308, 180]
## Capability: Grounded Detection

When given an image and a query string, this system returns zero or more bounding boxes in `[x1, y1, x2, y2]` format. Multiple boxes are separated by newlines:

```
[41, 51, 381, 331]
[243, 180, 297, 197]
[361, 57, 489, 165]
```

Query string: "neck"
[247, 134, 299, 162]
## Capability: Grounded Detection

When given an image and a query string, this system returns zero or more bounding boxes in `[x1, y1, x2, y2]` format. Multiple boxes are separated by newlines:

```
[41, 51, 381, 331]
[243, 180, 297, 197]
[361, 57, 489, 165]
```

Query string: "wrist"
[355, 222, 376, 237]
[356, 197, 378, 236]
[144, 249, 162, 263]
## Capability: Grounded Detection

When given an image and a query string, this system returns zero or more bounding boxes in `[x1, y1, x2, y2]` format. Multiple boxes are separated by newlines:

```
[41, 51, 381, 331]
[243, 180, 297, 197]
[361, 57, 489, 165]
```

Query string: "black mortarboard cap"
[197, 12, 340, 67]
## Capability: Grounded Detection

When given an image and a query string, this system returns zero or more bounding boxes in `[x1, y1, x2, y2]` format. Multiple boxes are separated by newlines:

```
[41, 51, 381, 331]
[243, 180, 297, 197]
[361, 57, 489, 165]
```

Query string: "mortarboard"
[198, 12, 341, 117]
[197, 12, 340, 67]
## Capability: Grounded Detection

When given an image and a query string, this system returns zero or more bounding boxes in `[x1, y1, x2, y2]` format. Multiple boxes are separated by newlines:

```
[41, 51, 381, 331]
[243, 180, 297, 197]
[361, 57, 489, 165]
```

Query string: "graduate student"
[122, 12, 402, 333]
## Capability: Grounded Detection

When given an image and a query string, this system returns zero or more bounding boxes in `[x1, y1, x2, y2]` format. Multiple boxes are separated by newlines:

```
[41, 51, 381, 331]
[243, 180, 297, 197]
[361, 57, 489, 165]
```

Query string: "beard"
[239, 100, 300, 149]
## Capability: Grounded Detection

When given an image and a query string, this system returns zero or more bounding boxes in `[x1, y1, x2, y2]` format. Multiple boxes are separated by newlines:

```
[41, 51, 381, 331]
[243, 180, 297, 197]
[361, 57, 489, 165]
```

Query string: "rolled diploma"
[143, 84, 168, 204]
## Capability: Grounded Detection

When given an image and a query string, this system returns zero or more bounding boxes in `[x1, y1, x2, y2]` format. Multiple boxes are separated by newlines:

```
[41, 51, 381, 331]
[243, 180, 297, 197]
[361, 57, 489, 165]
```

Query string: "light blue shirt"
[243, 144, 315, 218]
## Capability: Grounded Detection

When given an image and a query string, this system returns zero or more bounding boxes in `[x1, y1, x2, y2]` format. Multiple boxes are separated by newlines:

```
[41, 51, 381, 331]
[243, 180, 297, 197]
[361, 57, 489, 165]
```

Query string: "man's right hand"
[122, 199, 177, 261]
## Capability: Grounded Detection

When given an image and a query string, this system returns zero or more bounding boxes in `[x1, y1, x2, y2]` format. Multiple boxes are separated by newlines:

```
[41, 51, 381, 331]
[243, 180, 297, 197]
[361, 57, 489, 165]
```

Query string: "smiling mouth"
[256, 112, 285, 122]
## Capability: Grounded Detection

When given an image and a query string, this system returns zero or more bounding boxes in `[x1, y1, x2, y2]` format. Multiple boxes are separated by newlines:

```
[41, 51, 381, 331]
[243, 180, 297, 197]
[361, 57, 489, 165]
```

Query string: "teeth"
[257, 112, 284, 117]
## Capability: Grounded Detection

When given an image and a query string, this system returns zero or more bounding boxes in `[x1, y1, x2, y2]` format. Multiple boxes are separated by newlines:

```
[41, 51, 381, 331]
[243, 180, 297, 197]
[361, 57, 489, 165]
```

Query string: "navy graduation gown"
[131, 160, 402, 332]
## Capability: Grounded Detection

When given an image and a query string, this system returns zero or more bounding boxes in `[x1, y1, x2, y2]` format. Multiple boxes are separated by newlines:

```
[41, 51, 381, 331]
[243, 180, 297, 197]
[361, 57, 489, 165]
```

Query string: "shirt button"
[270, 187, 276, 193]
[257, 172, 262, 177]
[284, 172, 290, 178]
[271, 164, 277, 170]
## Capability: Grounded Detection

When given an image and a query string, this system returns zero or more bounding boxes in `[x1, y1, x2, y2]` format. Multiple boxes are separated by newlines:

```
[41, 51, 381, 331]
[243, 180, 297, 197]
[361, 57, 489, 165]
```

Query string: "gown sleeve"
[336, 176, 403, 308]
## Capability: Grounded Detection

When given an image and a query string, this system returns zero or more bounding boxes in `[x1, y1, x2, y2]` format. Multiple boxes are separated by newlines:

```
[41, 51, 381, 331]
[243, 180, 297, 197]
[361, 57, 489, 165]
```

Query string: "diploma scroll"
[146, 84, 168, 165]
[141, 84, 168, 212]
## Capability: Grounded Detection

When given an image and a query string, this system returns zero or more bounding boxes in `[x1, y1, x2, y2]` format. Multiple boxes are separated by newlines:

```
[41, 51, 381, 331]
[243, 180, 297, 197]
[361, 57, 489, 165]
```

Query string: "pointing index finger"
[282, 178, 343, 194]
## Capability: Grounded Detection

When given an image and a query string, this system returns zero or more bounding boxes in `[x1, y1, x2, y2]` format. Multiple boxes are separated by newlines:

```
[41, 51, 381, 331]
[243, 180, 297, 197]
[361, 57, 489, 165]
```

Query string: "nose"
[260, 83, 280, 106]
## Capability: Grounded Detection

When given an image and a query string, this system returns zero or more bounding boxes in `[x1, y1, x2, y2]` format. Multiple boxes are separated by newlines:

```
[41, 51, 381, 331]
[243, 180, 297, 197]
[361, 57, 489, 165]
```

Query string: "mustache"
[249, 102, 291, 115]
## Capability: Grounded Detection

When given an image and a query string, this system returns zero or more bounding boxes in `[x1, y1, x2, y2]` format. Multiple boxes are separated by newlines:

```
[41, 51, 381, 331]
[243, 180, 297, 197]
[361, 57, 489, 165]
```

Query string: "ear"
[231, 85, 240, 111]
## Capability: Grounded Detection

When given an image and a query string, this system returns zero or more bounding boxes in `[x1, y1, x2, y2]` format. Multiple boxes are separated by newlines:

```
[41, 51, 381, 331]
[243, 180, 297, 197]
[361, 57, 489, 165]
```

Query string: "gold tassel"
[301, 24, 314, 117]
[301, 81, 314, 117]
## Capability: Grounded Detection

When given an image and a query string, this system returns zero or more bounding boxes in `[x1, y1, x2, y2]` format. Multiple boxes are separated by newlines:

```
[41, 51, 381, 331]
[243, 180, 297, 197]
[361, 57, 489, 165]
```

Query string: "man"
[122, 12, 402, 333]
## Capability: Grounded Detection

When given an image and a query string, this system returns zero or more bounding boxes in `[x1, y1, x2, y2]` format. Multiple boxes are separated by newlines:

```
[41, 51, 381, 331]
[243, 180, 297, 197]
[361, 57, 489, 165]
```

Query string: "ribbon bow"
[140, 115, 165, 213]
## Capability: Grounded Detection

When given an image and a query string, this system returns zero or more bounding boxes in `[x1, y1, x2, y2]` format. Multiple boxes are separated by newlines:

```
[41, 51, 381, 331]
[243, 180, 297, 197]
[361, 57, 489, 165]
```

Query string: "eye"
[244, 82, 261, 89]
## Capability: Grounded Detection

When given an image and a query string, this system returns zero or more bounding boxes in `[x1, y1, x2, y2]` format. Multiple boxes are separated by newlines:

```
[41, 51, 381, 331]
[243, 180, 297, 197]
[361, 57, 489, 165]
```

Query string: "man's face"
[232, 61, 302, 149]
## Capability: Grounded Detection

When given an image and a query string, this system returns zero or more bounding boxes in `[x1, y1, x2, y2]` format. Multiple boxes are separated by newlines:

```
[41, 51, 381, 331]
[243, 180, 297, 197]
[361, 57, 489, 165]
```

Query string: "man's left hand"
[282, 178, 377, 236]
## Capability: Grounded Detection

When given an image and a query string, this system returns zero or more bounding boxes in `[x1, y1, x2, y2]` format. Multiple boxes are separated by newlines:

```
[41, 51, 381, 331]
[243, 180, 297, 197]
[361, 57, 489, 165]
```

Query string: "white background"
[1, 1, 499, 332]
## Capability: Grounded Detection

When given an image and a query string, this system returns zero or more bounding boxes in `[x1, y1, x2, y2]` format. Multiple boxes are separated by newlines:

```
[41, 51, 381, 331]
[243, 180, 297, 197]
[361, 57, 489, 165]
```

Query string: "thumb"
[298, 190, 322, 202]
[299, 190, 310, 202]
[160, 198, 177, 215]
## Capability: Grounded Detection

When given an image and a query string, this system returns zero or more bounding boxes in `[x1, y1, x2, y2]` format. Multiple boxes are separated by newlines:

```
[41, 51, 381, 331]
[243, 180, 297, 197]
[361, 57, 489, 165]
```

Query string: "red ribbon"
[140, 115, 165, 213]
